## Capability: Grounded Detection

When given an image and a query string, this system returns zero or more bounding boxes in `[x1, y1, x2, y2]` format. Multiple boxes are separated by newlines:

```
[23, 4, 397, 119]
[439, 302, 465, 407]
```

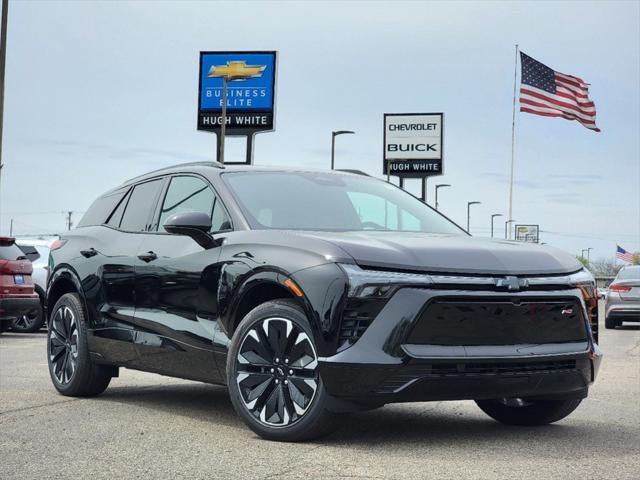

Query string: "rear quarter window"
[78, 189, 129, 227]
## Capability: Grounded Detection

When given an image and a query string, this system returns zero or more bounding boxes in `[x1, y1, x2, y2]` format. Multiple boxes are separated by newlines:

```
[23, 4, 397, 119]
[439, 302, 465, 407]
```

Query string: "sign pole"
[218, 76, 228, 164]
[246, 134, 254, 165]
[507, 44, 519, 239]
[421, 177, 428, 202]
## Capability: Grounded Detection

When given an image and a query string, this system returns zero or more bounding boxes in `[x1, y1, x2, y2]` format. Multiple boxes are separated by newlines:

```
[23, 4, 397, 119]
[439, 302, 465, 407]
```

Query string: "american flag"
[616, 245, 635, 263]
[519, 52, 600, 132]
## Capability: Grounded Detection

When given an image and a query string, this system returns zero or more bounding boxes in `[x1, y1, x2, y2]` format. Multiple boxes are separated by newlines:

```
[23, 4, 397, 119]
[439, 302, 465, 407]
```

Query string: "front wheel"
[227, 299, 342, 441]
[476, 397, 582, 426]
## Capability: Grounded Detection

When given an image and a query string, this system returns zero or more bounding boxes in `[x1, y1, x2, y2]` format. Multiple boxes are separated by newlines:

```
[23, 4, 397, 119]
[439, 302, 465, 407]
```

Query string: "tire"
[227, 299, 342, 441]
[605, 316, 618, 329]
[476, 397, 582, 426]
[11, 297, 45, 333]
[47, 293, 112, 397]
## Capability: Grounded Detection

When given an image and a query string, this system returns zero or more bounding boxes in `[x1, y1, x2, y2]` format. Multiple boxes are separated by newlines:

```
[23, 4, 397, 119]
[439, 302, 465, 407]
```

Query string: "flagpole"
[507, 44, 519, 239]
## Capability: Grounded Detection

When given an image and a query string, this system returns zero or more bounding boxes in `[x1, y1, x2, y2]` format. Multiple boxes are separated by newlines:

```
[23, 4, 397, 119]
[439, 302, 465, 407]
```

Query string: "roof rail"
[122, 161, 225, 185]
[335, 169, 370, 176]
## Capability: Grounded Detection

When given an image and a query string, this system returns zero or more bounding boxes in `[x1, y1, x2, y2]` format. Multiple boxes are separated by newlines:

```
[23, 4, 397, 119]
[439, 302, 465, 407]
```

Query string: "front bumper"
[0, 295, 40, 322]
[319, 287, 602, 403]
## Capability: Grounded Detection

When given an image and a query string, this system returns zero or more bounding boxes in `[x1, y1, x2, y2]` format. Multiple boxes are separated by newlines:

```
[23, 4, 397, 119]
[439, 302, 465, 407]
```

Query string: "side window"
[211, 198, 231, 232]
[77, 189, 127, 227]
[106, 188, 131, 228]
[119, 179, 163, 232]
[158, 176, 230, 232]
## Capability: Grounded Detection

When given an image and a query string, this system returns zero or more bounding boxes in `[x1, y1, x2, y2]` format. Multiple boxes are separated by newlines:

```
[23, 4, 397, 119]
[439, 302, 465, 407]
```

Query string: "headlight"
[339, 263, 433, 298]
[567, 268, 596, 287]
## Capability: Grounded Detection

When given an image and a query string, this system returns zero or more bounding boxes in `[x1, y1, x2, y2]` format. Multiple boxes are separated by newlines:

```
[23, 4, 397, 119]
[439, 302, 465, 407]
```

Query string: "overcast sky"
[1, 0, 638, 262]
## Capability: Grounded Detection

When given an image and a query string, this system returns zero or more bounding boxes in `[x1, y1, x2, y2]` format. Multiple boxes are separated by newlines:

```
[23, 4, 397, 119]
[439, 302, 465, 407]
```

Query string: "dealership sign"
[515, 224, 540, 243]
[383, 113, 443, 177]
[198, 51, 277, 134]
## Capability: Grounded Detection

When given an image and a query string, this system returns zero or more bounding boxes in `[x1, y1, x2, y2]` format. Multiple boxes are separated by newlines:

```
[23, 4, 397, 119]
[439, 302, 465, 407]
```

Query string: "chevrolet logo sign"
[207, 61, 266, 81]
[495, 276, 529, 291]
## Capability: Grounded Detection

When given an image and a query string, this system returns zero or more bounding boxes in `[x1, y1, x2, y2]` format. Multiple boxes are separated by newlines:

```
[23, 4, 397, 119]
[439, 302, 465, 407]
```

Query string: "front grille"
[407, 297, 587, 346]
[377, 360, 578, 393]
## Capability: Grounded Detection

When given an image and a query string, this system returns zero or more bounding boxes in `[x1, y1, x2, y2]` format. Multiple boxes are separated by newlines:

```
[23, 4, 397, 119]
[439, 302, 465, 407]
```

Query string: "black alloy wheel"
[476, 397, 583, 425]
[228, 299, 341, 441]
[236, 316, 319, 426]
[47, 293, 112, 396]
[48, 304, 79, 384]
[12, 301, 44, 333]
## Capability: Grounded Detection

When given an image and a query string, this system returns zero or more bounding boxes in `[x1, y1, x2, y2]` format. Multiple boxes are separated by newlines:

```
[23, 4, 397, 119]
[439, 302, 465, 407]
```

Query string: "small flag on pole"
[616, 245, 635, 263]
[519, 52, 600, 132]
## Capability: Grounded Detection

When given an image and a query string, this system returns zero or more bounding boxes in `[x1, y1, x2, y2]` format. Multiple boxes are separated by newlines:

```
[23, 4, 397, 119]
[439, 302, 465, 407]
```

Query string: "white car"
[11, 238, 56, 332]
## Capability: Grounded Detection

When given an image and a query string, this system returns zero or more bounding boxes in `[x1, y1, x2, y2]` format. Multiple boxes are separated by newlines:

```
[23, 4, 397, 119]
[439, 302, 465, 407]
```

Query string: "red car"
[0, 237, 40, 333]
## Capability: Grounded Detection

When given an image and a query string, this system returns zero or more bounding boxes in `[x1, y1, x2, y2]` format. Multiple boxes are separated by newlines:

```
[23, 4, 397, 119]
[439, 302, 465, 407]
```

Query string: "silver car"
[605, 265, 640, 328]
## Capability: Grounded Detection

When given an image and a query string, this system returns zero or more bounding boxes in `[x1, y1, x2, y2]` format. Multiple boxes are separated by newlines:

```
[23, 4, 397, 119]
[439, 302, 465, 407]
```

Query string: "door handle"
[80, 248, 98, 258]
[137, 251, 158, 263]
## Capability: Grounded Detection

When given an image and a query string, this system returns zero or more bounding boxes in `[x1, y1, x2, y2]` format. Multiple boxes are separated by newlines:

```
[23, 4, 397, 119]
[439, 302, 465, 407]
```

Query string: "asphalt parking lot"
[1, 303, 639, 480]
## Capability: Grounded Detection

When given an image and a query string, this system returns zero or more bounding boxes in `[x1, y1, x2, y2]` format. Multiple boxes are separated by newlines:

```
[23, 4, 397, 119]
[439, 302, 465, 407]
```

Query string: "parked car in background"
[605, 265, 640, 328]
[46, 163, 601, 441]
[11, 238, 55, 332]
[0, 237, 40, 333]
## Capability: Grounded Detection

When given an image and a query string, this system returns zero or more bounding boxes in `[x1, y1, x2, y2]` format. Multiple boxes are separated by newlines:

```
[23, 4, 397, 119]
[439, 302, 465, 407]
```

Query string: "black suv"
[47, 162, 601, 441]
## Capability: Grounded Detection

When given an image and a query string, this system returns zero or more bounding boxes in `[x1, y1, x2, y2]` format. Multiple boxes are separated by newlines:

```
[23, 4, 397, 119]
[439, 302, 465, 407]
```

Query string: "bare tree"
[589, 258, 622, 277]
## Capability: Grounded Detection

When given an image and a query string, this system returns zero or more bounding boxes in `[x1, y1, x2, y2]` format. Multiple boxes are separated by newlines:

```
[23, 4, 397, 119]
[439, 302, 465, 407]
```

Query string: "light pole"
[330, 130, 355, 170]
[490, 213, 503, 238]
[581, 248, 587, 259]
[467, 201, 481, 233]
[435, 184, 451, 211]
[0, 0, 9, 233]
[504, 219, 516, 239]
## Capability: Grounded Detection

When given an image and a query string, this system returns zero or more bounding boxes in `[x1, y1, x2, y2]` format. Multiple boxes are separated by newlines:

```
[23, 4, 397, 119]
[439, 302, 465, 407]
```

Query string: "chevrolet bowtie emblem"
[207, 61, 266, 81]
[495, 276, 529, 291]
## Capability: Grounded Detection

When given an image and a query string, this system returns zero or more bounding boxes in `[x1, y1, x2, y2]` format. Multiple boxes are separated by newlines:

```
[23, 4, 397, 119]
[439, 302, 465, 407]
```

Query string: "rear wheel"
[605, 316, 620, 329]
[11, 299, 44, 333]
[227, 299, 342, 441]
[47, 293, 112, 396]
[476, 397, 582, 426]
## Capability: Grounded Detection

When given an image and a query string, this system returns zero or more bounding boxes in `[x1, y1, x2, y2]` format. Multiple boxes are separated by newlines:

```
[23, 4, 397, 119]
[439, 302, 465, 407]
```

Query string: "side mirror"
[163, 212, 215, 249]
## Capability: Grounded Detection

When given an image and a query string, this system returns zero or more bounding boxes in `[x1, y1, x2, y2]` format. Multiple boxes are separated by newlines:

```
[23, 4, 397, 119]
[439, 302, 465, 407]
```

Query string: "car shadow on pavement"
[616, 325, 640, 330]
[319, 404, 636, 455]
[94, 382, 637, 454]
[97, 382, 244, 429]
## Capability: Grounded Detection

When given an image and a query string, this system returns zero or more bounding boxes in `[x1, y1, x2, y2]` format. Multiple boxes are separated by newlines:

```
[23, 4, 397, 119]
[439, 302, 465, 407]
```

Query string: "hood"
[292, 231, 581, 276]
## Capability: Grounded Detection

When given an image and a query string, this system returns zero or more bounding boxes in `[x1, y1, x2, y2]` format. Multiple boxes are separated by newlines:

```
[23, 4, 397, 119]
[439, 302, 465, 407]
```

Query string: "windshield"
[224, 171, 466, 234]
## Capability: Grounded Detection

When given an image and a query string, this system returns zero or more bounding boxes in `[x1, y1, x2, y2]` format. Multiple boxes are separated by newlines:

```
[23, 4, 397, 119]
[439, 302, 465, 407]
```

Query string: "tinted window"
[157, 176, 230, 232]
[224, 172, 465, 234]
[78, 189, 128, 227]
[18, 245, 40, 262]
[106, 188, 131, 228]
[120, 179, 163, 232]
[0, 240, 26, 261]
[211, 198, 231, 231]
[158, 176, 214, 229]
